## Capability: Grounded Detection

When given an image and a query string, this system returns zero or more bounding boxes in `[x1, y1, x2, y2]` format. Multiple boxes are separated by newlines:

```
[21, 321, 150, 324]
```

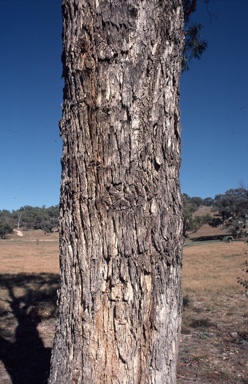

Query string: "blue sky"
[180, 0, 248, 198]
[0, 0, 63, 211]
[0, 0, 247, 211]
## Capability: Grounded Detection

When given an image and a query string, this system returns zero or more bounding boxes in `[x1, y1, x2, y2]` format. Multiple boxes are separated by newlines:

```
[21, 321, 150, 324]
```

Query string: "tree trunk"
[49, 0, 184, 383]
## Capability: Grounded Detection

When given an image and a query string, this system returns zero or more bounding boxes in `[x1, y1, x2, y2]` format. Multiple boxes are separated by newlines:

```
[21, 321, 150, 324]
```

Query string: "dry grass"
[193, 206, 214, 217]
[0, 230, 59, 274]
[0, 229, 248, 383]
[183, 240, 247, 292]
[178, 239, 248, 383]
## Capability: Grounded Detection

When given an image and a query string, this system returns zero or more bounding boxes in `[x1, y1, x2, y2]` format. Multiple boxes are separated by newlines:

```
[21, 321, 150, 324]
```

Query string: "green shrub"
[0, 222, 13, 238]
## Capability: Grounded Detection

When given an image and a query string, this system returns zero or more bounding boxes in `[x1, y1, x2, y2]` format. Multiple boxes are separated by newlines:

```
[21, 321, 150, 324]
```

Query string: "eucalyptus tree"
[49, 0, 190, 383]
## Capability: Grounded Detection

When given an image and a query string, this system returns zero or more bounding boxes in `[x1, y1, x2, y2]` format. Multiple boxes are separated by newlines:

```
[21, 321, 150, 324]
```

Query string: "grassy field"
[0, 228, 247, 383]
[178, 239, 248, 383]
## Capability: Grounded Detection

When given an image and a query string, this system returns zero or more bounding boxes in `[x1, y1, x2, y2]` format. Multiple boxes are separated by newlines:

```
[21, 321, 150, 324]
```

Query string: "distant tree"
[203, 197, 214, 206]
[0, 222, 13, 239]
[210, 216, 222, 228]
[16, 212, 23, 229]
[214, 188, 248, 238]
[0, 210, 14, 234]
[12, 210, 26, 229]
[190, 196, 204, 207]
[182, 194, 210, 209]
[182, 194, 198, 236]
[182, 194, 212, 236]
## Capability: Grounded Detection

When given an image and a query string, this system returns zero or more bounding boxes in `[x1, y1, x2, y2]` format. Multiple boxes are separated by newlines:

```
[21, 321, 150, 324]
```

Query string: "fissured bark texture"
[49, 1, 184, 383]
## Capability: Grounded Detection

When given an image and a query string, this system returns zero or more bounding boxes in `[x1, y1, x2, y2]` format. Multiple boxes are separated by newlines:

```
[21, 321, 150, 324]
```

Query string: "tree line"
[0, 205, 59, 238]
[1, 187, 247, 240]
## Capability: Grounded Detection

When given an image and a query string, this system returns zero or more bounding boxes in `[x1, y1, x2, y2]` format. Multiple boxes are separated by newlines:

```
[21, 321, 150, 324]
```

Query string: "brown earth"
[0, 227, 247, 383]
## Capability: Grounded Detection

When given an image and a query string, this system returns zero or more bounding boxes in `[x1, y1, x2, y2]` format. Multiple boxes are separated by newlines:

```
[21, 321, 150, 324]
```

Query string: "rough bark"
[49, 0, 184, 383]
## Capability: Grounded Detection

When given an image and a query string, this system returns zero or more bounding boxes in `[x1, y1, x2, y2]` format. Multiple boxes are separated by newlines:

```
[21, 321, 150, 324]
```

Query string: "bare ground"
[0, 228, 247, 383]
[178, 291, 248, 383]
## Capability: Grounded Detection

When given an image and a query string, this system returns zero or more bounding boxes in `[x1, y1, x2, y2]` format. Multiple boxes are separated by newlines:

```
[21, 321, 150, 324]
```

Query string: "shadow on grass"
[0, 273, 60, 384]
[191, 234, 229, 242]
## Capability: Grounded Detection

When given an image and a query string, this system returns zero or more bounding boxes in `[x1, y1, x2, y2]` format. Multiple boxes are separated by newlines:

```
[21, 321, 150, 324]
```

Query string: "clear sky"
[0, 0, 63, 211]
[0, 0, 247, 211]
[180, 0, 248, 198]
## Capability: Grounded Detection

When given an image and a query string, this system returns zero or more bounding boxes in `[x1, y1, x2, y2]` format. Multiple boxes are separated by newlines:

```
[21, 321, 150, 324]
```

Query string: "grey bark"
[49, 0, 184, 383]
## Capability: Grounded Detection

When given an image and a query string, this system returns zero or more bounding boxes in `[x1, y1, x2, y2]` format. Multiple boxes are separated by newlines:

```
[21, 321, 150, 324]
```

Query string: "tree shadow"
[191, 234, 229, 242]
[0, 273, 59, 384]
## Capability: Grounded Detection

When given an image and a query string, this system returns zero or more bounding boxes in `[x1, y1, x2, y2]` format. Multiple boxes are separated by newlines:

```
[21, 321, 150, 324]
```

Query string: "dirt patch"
[13, 229, 23, 237]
